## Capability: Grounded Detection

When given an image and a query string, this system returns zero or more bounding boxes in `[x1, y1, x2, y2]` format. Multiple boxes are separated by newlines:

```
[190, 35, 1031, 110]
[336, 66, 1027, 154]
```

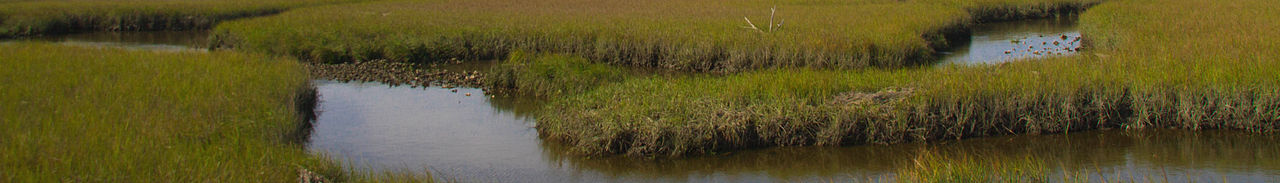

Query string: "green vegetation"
[212, 0, 1098, 72]
[895, 150, 1048, 182]
[538, 0, 1280, 156]
[6, 0, 1276, 179]
[485, 52, 630, 97]
[0, 43, 428, 182]
[0, 0, 363, 38]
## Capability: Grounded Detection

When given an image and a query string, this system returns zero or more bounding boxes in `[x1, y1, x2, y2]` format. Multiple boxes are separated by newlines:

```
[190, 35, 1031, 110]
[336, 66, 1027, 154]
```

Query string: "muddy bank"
[308, 60, 486, 89]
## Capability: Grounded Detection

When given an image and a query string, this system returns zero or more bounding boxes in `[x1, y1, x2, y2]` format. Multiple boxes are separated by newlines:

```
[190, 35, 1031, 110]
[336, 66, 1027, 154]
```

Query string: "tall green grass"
[212, 0, 1098, 72]
[484, 51, 630, 97]
[0, 0, 365, 38]
[0, 43, 430, 182]
[538, 0, 1280, 156]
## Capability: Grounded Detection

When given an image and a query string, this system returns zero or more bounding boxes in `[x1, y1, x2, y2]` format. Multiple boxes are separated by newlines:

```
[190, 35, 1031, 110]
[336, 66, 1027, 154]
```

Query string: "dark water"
[309, 80, 1280, 182]
[938, 16, 1083, 65]
[10, 30, 208, 51]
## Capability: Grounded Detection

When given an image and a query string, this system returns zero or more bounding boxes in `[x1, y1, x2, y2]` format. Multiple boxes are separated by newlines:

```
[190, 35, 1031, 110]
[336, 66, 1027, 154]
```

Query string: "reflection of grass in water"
[895, 150, 1171, 183]
[0, 43, 431, 182]
[541, 0, 1280, 157]
[33, 31, 213, 49]
[0, 0, 365, 38]
[896, 150, 1048, 183]
[539, 129, 1277, 181]
[213, 0, 1098, 71]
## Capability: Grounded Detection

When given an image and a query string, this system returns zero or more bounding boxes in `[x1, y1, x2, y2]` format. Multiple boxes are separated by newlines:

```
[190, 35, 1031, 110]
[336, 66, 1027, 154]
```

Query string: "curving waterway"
[13, 19, 1280, 182]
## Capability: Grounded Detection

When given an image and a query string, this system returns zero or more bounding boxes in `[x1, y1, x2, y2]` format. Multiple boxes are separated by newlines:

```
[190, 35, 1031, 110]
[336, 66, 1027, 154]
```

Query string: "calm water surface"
[11, 30, 209, 51]
[938, 16, 1083, 65]
[309, 80, 1280, 182]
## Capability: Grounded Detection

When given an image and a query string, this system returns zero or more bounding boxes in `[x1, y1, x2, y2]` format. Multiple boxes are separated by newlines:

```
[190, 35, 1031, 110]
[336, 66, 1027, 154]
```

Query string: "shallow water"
[309, 81, 1280, 182]
[938, 16, 1083, 65]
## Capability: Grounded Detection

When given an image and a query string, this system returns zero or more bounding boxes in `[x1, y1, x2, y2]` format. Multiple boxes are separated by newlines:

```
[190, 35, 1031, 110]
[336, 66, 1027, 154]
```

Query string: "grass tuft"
[484, 51, 631, 97]
[896, 150, 1048, 183]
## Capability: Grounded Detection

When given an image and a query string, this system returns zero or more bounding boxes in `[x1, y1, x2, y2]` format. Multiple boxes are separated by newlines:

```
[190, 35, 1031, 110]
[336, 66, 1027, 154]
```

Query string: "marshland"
[3, 0, 1278, 182]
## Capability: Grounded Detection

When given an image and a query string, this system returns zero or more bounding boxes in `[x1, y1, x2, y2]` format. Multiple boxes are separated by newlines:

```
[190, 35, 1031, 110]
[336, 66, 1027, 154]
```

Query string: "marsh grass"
[213, 0, 1099, 72]
[0, 0, 364, 38]
[0, 43, 431, 182]
[484, 51, 630, 97]
[538, 0, 1280, 156]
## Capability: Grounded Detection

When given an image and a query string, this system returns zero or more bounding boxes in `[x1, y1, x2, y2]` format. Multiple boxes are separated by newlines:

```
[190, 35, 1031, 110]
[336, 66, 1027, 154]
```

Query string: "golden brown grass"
[213, 0, 1098, 72]
[537, 0, 1280, 156]
[0, 0, 364, 38]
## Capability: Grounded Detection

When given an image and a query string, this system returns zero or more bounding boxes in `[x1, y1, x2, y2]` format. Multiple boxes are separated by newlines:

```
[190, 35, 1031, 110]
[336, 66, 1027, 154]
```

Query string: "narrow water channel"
[310, 80, 1280, 182]
[9, 30, 209, 51]
[15, 22, 1280, 182]
[938, 15, 1083, 65]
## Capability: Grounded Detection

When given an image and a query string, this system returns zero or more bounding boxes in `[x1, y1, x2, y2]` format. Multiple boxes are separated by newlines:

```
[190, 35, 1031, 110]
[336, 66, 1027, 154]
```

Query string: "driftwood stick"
[769, 6, 776, 32]
[742, 17, 763, 33]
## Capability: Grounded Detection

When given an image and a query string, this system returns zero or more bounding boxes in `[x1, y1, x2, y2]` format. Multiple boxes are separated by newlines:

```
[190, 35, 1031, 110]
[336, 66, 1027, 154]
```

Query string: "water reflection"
[13, 30, 208, 51]
[548, 130, 1280, 182]
[308, 80, 558, 182]
[311, 80, 1280, 182]
[939, 15, 1083, 65]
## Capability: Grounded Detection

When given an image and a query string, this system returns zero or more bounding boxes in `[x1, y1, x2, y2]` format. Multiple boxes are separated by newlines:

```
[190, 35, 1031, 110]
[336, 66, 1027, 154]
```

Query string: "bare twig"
[777, 19, 784, 30]
[742, 17, 763, 33]
[740, 6, 781, 33]
[768, 6, 776, 32]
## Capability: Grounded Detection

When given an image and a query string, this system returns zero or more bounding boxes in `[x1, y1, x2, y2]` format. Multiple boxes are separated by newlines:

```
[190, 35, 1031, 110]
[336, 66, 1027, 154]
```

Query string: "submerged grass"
[213, 0, 1098, 72]
[538, 0, 1280, 156]
[0, 43, 430, 182]
[0, 0, 364, 38]
[895, 150, 1048, 183]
